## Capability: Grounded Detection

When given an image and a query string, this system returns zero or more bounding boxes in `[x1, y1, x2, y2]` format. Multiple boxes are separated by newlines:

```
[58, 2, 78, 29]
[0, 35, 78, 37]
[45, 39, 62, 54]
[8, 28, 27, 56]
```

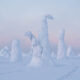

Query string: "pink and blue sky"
[0, 0, 80, 48]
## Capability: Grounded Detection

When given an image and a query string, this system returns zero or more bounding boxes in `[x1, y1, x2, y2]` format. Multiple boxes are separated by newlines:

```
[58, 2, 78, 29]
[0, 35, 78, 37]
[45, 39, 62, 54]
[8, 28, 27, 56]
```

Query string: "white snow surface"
[0, 56, 80, 80]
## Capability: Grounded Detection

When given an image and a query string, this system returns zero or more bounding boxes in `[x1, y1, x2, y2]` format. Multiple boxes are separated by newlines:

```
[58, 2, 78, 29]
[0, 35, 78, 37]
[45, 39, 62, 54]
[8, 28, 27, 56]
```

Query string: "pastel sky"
[0, 0, 80, 48]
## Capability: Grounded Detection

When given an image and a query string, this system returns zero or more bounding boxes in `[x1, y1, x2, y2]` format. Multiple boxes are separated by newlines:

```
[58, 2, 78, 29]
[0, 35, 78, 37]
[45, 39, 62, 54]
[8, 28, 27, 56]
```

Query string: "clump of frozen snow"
[10, 39, 22, 62]
[25, 31, 43, 67]
[57, 29, 67, 60]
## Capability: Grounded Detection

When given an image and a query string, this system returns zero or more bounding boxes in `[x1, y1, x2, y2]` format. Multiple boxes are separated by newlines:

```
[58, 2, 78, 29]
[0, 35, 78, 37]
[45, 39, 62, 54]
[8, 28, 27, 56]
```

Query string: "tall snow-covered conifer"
[38, 15, 53, 58]
[57, 29, 66, 60]
[10, 40, 22, 62]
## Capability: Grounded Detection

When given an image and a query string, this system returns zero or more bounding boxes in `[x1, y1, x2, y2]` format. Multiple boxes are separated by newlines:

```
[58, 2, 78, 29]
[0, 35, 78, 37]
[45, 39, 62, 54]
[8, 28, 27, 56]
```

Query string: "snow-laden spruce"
[25, 31, 43, 67]
[10, 40, 22, 62]
[0, 46, 10, 58]
[38, 15, 53, 59]
[57, 29, 67, 60]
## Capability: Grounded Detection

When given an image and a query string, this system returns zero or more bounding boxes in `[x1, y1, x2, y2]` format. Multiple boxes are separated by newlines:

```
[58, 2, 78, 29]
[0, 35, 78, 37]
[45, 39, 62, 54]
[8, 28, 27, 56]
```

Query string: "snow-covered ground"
[0, 56, 80, 80]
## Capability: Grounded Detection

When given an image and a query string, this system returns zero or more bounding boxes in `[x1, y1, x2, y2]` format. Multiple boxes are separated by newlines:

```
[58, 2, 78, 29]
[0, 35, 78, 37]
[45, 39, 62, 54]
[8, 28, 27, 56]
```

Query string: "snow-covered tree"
[67, 46, 74, 57]
[10, 40, 22, 62]
[0, 46, 10, 58]
[25, 31, 43, 67]
[38, 15, 53, 58]
[57, 29, 66, 60]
